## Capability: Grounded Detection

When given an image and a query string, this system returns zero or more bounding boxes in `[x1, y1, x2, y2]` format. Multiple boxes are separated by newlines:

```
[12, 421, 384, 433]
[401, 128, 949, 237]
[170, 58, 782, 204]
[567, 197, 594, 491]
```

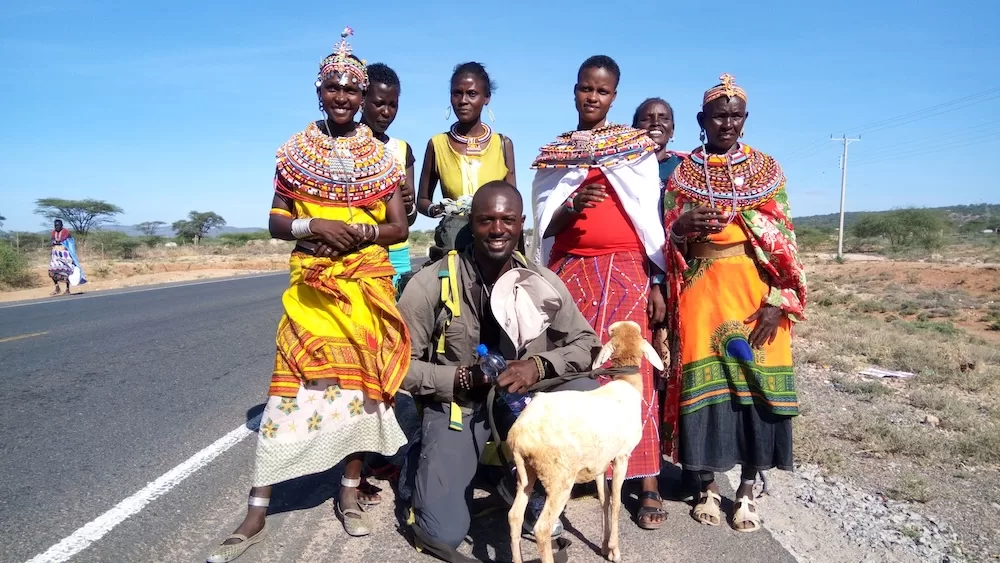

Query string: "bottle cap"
[476, 344, 488, 357]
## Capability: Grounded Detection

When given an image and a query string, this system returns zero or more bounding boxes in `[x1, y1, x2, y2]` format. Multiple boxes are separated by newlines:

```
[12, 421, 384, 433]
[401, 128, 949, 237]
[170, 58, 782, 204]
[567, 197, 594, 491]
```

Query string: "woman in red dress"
[530, 55, 670, 530]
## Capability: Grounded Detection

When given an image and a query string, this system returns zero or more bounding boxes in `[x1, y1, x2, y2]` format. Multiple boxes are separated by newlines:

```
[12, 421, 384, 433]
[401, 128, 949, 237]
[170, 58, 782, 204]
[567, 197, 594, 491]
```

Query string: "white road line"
[25, 414, 263, 563]
[0, 272, 286, 310]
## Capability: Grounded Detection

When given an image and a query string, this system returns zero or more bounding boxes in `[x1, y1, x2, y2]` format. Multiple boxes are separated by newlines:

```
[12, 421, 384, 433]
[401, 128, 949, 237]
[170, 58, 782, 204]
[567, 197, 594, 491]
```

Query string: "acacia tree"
[34, 198, 124, 237]
[172, 211, 226, 244]
[851, 209, 946, 250]
[0, 214, 5, 228]
[135, 221, 166, 236]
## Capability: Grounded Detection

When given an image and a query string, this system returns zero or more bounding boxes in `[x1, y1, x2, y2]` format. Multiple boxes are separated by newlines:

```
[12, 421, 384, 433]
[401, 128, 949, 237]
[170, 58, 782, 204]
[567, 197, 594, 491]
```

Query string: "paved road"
[0, 267, 796, 563]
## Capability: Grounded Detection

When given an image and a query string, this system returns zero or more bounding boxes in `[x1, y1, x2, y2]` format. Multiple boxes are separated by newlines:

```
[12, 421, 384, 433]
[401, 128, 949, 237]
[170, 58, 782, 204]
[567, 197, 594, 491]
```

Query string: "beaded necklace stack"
[447, 122, 493, 156]
[671, 143, 785, 217]
[530, 123, 655, 169]
[275, 122, 401, 208]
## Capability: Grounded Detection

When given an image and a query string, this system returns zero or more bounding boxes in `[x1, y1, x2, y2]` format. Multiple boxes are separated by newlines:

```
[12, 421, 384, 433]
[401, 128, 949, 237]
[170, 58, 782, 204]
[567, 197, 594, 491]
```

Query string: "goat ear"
[593, 342, 615, 370]
[641, 340, 665, 372]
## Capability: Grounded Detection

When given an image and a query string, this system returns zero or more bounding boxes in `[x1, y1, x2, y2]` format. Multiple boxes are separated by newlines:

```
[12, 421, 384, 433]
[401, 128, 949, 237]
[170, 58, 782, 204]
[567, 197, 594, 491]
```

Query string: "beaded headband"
[316, 26, 368, 90]
[703, 73, 747, 106]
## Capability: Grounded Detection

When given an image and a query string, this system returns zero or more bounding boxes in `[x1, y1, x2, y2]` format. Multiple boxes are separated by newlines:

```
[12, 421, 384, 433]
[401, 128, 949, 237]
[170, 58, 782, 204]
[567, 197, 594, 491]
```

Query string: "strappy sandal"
[50, 288, 62, 296]
[206, 496, 269, 563]
[731, 495, 761, 533]
[636, 491, 667, 530]
[357, 479, 382, 509]
[692, 489, 722, 526]
[337, 476, 372, 537]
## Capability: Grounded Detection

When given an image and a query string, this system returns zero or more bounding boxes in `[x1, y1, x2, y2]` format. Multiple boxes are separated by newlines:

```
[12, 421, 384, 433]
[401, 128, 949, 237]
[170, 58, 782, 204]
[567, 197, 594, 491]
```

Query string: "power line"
[849, 119, 1000, 162]
[845, 86, 1000, 134]
[784, 86, 1000, 164]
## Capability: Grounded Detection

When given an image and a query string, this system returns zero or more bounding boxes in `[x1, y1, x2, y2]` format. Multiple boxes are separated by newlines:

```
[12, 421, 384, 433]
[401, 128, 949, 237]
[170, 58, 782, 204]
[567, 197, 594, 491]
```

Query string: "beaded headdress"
[316, 27, 368, 89]
[702, 73, 748, 106]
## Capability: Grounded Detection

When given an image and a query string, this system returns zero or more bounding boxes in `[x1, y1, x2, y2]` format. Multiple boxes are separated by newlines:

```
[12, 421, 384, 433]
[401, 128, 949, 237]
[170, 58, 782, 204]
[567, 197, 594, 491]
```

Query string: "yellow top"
[385, 137, 410, 252]
[290, 198, 385, 226]
[431, 132, 508, 200]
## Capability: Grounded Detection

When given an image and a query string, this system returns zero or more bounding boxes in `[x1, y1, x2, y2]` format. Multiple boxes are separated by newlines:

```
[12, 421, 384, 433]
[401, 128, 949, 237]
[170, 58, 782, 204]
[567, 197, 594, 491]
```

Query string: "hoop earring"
[318, 99, 325, 113]
[739, 130, 745, 138]
[487, 107, 496, 123]
[445, 105, 452, 120]
[699, 129, 706, 143]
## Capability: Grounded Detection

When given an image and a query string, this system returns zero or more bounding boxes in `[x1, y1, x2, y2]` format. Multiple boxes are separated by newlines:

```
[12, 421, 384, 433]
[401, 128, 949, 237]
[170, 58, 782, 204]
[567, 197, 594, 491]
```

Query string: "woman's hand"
[745, 305, 782, 349]
[427, 202, 444, 218]
[571, 183, 607, 212]
[647, 283, 667, 325]
[672, 206, 726, 237]
[310, 219, 362, 253]
[400, 181, 415, 211]
[652, 327, 670, 376]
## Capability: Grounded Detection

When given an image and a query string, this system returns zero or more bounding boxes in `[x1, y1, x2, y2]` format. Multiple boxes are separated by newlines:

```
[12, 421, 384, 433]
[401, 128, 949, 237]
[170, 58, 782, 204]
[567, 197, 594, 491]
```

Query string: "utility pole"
[831, 134, 861, 259]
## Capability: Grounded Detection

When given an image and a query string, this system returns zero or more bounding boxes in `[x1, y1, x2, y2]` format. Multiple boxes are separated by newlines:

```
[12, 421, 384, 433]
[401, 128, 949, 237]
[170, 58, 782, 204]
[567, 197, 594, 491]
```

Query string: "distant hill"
[100, 224, 267, 238]
[795, 204, 1000, 231]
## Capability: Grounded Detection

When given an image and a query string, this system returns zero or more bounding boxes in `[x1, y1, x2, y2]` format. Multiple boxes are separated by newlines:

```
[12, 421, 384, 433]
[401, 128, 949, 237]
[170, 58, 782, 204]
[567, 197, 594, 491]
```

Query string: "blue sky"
[1, 0, 998, 233]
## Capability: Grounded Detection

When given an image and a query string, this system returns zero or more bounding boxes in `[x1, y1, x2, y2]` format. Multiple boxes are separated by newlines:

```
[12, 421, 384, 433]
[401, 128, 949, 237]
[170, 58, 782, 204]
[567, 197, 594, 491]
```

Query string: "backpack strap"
[434, 250, 465, 432]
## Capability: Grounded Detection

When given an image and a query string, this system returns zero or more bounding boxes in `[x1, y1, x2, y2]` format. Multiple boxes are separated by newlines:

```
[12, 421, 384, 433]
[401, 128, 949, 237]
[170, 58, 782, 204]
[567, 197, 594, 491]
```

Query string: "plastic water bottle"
[476, 344, 532, 417]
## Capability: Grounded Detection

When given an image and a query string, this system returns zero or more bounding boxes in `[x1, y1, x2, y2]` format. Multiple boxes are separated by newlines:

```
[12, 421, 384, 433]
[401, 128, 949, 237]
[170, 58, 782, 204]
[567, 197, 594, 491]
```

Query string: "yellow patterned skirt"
[254, 243, 410, 487]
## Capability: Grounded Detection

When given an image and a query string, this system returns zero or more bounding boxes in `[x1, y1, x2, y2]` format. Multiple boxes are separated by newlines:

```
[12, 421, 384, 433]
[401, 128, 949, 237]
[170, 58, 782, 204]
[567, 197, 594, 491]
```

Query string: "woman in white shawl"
[529, 55, 670, 530]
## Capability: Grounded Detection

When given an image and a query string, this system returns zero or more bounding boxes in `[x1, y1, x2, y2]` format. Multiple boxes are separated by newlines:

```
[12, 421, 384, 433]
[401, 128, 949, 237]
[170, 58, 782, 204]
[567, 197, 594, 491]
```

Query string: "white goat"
[507, 320, 665, 563]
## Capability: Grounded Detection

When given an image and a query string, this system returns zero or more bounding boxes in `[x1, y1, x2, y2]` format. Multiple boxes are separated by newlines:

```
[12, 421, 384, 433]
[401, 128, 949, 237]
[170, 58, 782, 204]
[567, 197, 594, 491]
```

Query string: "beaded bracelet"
[455, 366, 472, 391]
[532, 356, 546, 380]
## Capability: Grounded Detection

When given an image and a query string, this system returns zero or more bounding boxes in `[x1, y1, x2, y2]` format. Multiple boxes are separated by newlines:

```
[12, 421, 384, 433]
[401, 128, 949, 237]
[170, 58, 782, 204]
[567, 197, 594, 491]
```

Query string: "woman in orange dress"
[662, 74, 806, 533]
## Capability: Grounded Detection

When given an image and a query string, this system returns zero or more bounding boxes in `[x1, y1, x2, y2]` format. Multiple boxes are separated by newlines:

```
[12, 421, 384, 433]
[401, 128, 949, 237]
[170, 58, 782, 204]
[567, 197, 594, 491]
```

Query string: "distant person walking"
[662, 74, 807, 533]
[207, 27, 411, 563]
[48, 219, 85, 295]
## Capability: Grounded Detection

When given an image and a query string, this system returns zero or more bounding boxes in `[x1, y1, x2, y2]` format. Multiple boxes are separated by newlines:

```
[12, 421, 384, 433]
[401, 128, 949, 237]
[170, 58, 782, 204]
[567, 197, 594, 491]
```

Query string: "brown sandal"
[636, 491, 667, 530]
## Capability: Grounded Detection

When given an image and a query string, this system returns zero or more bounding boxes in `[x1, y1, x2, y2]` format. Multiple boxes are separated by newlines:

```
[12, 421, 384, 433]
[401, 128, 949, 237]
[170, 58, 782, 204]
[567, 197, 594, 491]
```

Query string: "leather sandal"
[337, 476, 372, 537]
[206, 496, 269, 563]
[636, 491, 667, 530]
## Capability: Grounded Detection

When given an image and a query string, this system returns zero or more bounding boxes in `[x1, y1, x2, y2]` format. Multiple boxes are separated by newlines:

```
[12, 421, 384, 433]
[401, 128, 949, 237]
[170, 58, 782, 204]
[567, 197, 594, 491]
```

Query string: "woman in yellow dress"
[207, 27, 411, 563]
[662, 74, 806, 534]
[416, 62, 516, 257]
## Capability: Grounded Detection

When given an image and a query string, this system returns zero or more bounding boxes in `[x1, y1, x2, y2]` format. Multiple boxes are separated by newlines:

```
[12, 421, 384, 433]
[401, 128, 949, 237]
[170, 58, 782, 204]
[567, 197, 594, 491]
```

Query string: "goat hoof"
[603, 546, 621, 562]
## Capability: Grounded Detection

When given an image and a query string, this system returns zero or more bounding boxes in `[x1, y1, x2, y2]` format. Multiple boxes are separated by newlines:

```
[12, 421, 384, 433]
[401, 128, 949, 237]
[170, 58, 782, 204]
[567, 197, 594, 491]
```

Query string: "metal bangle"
[290, 218, 313, 239]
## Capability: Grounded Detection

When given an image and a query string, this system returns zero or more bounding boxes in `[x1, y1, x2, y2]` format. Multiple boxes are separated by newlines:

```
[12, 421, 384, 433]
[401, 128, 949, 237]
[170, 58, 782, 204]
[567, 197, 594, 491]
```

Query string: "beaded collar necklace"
[449, 122, 493, 157]
[699, 143, 745, 225]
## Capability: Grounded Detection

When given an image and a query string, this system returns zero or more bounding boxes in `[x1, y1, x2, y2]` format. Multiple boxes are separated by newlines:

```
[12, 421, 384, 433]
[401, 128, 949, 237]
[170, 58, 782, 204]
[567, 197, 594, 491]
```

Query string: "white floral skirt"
[253, 378, 407, 487]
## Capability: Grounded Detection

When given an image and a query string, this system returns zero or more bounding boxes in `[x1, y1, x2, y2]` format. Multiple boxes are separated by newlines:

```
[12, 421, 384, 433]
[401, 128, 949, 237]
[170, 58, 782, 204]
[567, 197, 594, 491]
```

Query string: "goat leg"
[596, 475, 610, 555]
[534, 478, 573, 563]
[508, 453, 535, 563]
[605, 455, 628, 563]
